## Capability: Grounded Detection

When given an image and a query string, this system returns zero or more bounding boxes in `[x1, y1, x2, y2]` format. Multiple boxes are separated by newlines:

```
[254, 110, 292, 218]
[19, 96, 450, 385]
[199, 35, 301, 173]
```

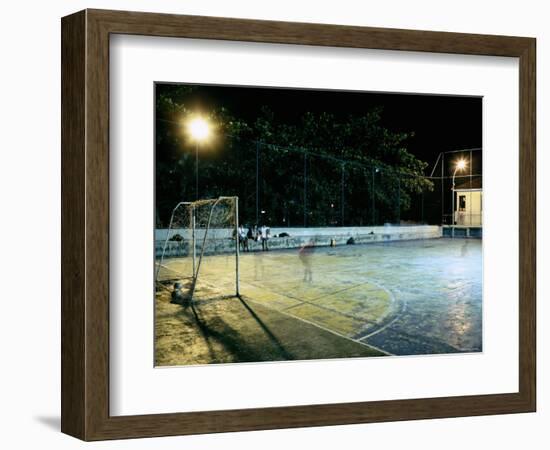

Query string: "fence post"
[341, 163, 345, 226]
[371, 167, 375, 225]
[255, 141, 259, 225]
[235, 197, 240, 296]
[397, 175, 401, 224]
[303, 152, 307, 227]
[421, 191, 424, 224]
[441, 152, 445, 224]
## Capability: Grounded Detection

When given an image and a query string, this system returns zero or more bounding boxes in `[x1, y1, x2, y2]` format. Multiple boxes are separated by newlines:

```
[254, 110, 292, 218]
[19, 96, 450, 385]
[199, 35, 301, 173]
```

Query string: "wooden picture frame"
[61, 9, 536, 441]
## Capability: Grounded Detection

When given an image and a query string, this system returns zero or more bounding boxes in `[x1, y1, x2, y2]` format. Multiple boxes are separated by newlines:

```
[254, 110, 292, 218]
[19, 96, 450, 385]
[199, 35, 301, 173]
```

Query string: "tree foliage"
[155, 86, 433, 227]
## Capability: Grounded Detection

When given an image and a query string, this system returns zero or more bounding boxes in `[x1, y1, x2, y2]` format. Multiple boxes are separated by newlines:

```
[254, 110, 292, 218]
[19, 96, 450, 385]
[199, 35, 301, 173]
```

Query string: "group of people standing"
[238, 224, 270, 252]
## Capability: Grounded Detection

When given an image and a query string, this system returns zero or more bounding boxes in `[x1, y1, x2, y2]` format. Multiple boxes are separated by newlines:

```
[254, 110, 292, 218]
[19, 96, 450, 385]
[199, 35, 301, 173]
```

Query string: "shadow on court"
[155, 290, 382, 366]
[188, 298, 293, 362]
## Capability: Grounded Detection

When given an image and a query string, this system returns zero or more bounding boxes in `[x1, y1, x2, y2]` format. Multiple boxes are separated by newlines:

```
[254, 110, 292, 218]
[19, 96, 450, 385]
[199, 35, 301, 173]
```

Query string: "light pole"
[187, 117, 210, 200]
[451, 158, 467, 237]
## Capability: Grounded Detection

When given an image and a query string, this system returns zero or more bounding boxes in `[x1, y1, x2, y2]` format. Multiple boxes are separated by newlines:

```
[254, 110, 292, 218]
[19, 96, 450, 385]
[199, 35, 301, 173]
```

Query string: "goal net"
[155, 196, 239, 302]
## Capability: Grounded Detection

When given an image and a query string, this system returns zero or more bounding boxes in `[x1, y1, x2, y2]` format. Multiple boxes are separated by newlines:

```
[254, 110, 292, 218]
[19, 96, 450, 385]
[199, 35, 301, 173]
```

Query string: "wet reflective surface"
[161, 238, 482, 357]
[243, 238, 482, 355]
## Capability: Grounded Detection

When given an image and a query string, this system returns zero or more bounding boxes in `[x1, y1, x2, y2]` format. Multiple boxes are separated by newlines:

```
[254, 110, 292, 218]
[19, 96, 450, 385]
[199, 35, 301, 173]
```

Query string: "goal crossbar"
[155, 196, 240, 301]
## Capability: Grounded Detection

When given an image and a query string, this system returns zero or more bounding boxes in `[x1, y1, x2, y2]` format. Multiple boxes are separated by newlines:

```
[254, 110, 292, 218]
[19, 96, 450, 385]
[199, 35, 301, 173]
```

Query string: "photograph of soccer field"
[154, 83, 483, 366]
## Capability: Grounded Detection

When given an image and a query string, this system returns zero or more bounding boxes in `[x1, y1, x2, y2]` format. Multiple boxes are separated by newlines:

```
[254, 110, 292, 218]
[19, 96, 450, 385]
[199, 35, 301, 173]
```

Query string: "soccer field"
[155, 238, 482, 365]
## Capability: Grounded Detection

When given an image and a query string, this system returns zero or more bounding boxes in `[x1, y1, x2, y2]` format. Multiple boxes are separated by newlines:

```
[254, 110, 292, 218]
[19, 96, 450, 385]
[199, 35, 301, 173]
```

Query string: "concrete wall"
[156, 225, 442, 257]
[442, 226, 483, 238]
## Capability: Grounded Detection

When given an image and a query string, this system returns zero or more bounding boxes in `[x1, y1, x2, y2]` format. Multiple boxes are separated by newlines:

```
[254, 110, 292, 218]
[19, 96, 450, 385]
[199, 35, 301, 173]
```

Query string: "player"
[299, 239, 315, 282]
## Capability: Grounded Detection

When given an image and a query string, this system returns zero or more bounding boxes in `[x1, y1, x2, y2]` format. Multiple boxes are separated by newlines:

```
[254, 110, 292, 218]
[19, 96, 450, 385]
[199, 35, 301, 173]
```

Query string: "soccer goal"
[155, 196, 240, 302]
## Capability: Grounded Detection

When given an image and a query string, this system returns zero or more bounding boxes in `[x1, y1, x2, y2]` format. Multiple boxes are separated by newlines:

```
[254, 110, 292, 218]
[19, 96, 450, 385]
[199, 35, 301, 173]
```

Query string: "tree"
[249, 108, 433, 225]
[155, 86, 433, 227]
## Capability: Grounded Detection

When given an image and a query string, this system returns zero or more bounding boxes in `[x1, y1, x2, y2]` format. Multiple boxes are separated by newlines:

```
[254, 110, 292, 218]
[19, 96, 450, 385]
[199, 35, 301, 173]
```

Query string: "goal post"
[155, 196, 240, 302]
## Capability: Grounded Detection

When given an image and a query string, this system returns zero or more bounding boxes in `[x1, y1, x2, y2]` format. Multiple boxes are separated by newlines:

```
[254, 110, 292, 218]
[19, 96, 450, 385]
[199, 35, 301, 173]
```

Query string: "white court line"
[241, 284, 394, 357]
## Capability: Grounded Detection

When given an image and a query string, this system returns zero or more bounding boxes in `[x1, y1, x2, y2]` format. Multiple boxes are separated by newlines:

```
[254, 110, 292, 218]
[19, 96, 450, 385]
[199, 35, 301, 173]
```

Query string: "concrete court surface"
[155, 238, 482, 366]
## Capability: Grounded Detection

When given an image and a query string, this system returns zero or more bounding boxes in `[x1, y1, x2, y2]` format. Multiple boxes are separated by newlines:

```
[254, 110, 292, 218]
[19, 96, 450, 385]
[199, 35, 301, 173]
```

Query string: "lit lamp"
[187, 117, 210, 200]
[451, 158, 467, 237]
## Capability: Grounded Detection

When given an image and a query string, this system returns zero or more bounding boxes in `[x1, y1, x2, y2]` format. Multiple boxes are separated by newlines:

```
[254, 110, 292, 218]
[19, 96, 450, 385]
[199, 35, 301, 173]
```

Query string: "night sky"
[173, 83, 482, 170]
[156, 83, 482, 225]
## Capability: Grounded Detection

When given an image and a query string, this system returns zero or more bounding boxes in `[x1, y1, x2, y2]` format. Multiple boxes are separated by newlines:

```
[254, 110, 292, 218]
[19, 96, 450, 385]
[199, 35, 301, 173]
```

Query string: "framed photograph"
[61, 9, 536, 441]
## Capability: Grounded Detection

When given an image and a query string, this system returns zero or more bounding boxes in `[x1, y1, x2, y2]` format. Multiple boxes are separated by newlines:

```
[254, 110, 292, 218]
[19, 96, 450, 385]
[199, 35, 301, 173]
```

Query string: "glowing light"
[456, 159, 467, 170]
[188, 117, 210, 141]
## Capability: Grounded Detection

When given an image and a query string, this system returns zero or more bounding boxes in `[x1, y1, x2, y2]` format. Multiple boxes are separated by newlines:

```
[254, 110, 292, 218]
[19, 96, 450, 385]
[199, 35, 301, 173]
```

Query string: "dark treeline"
[155, 84, 435, 228]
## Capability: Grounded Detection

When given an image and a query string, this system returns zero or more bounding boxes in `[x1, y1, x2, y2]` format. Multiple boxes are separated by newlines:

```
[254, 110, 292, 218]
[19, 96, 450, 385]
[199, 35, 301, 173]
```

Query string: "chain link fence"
[156, 134, 481, 230]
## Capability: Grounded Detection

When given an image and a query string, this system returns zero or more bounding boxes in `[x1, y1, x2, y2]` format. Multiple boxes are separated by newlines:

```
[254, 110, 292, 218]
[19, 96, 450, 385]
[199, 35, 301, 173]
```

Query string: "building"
[453, 177, 482, 227]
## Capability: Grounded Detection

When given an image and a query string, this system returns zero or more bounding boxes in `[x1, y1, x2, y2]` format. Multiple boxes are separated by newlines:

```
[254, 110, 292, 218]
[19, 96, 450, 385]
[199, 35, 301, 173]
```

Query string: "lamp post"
[451, 158, 467, 237]
[188, 117, 210, 200]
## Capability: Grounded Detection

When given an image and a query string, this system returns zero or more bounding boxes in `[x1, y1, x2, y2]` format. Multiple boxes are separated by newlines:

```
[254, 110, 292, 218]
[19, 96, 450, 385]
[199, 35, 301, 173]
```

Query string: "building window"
[459, 195, 466, 211]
